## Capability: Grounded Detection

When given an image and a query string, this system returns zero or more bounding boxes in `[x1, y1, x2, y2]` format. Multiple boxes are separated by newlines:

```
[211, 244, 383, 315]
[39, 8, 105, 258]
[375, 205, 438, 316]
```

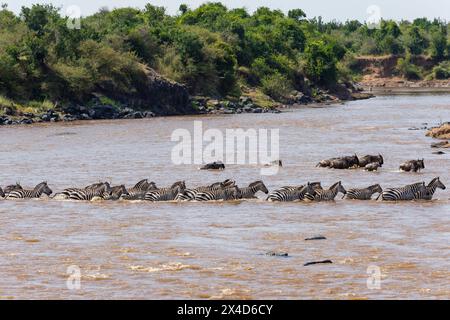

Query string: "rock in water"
[265, 251, 289, 257]
[304, 260, 333, 266]
[305, 236, 327, 241]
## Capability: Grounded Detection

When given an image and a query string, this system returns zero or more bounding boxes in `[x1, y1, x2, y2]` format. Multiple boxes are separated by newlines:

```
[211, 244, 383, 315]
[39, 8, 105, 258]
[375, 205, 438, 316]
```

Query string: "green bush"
[396, 56, 422, 80]
[261, 73, 293, 101]
[432, 62, 450, 79]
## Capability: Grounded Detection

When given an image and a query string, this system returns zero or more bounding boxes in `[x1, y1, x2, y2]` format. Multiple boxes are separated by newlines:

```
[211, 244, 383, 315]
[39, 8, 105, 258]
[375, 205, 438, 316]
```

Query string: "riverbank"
[0, 85, 374, 126]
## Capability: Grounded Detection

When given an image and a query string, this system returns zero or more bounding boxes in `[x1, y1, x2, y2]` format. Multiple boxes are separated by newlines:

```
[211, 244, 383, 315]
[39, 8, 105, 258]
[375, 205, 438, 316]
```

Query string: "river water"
[1, 94, 449, 299]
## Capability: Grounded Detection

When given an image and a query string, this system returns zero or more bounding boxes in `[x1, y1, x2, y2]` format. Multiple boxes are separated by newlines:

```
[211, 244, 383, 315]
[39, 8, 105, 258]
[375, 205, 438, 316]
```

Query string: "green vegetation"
[0, 2, 448, 113]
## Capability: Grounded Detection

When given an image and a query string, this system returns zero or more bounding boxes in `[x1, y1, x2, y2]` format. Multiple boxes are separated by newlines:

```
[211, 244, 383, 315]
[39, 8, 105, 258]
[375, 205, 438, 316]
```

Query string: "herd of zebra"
[0, 177, 446, 202]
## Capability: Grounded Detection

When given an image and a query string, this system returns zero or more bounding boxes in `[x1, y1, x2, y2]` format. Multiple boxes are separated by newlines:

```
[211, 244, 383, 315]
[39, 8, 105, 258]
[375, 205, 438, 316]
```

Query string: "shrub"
[261, 73, 293, 101]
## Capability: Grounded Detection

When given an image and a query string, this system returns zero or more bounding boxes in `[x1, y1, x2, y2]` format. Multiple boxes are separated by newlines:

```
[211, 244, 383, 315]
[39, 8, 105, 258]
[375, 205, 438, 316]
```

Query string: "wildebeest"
[317, 154, 359, 169]
[399, 159, 425, 172]
[200, 161, 225, 170]
[359, 154, 384, 167]
[329, 154, 359, 169]
[365, 162, 381, 171]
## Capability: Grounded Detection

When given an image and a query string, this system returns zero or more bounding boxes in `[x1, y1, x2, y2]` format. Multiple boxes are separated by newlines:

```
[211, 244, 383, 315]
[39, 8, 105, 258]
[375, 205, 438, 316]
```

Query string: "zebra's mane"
[248, 181, 263, 188]
[171, 181, 185, 188]
[428, 177, 440, 186]
[34, 181, 48, 191]
[133, 179, 148, 189]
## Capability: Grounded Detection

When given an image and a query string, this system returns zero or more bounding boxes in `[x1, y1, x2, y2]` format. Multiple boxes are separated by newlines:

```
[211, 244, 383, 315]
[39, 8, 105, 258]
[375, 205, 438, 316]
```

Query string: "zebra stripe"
[345, 184, 383, 200]
[144, 185, 184, 201]
[6, 182, 53, 199]
[121, 180, 157, 200]
[175, 179, 235, 201]
[68, 183, 111, 201]
[239, 181, 269, 199]
[195, 186, 241, 201]
[267, 183, 318, 202]
[379, 182, 425, 201]
[305, 181, 346, 201]
[413, 177, 446, 200]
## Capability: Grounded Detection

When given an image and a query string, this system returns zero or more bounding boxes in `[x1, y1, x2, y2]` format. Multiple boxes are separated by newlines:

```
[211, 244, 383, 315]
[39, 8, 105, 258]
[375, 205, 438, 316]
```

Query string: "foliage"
[0, 2, 448, 109]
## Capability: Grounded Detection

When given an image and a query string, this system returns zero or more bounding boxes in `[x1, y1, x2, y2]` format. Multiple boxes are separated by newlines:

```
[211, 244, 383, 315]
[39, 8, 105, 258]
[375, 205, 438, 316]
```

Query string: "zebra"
[378, 182, 426, 201]
[1, 183, 22, 198]
[0, 187, 4, 198]
[53, 182, 107, 200]
[175, 179, 235, 201]
[344, 184, 383, 200]
[144, 181, 186, 201]
[413, 177, 446, 200]
[194, 185, 242, 201]
[102, 185, 129, 200]
[121, 179, 157, 200]
[68, 182, 112, 201]
[304, 181, 346, 201]
[239, 181, 269, 199]
[6, 181, 53, 199]
[267, 182, 318, 202]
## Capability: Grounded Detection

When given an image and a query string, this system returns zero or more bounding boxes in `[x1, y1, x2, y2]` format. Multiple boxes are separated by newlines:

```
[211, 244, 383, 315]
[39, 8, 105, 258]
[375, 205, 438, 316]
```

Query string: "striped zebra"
[144, 181, 186, 202]
[267, 182, 318, 202]
[175, 179, 235, 201]
[53, 182, 106, 200]
[3, 183, 23, 195]
[378, 182, 426, 201]
[344, 184, 382, 200]
[194, 185, 241, 201]
[413, 177, 446, 200]
[68, 182, 112, 201]
[239, 181, 269, 199]
[103, 185, 129, 200]
[6, 181, 53, 199]
[304, 181, 346, 201]
[121, 179, 157, 200]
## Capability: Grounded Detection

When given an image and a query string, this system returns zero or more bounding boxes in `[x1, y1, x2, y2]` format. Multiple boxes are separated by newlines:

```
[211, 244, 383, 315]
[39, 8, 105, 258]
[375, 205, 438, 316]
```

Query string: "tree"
[288, 9, 306, 21]
[303, 40, 337, 85]
[430, 28, 447, 60]
[406, 25, 428, 55]
[179, 4, 188, 15]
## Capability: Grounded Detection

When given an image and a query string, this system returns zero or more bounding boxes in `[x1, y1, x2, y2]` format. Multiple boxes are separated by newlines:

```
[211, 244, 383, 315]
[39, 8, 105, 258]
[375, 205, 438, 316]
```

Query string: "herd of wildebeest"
[0, 154, 446, 202]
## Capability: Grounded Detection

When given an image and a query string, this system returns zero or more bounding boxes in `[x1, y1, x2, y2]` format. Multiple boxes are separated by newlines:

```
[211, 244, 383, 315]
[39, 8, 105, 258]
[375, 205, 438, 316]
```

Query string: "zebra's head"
[302, 182, 316, 195]
[36, 181, 53, 196]
[310, 182, 323, 190]
[171, 181, 186, 189]
[172, 181, 186, 193]
[430, 177, 446, 190]
[147, 181, 158, 190]
[221, 179, 236, 188]
[231, 186, 242, 199]
[249, 181, 268, 194]
[111, 185, 129, 197]
[370, 184, 383, 194]
[331, 181, 346, 194]
[4, 183, 22, 193]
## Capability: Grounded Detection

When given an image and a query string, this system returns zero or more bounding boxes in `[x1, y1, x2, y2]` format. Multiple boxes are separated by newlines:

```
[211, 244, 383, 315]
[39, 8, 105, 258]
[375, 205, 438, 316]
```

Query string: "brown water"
[1, 94, 449, 300]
